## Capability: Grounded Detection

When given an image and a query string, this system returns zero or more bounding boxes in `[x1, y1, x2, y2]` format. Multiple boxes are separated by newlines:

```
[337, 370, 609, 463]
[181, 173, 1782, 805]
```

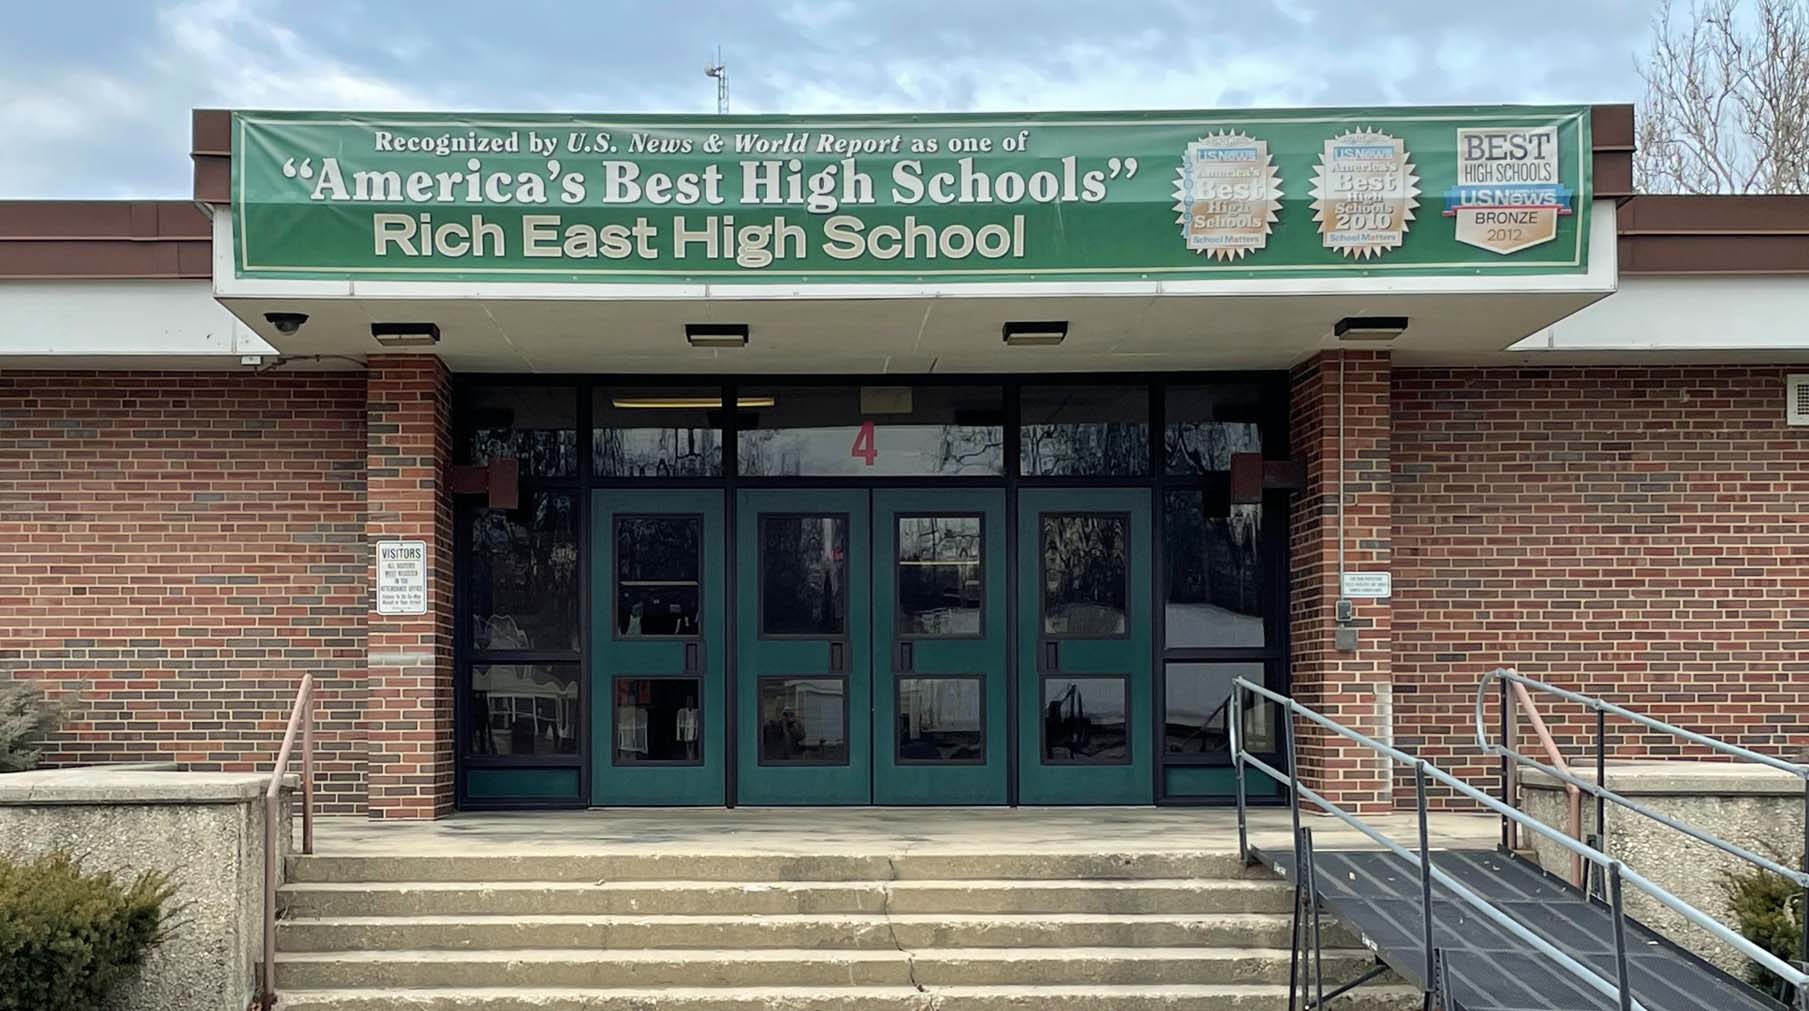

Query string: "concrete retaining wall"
[0, 767, 294, 1011]
[1520, 760, 1805, 975]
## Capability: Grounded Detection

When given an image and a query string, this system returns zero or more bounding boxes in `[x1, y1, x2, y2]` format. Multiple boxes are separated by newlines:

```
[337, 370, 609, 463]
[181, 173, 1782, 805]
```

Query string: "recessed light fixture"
[1002, 320, 1068, 347]
[686, 322, 750, 348]
[370, 322, 441, 348]
[1333, 316, 1408, 341]
[611, 395, 776, 409]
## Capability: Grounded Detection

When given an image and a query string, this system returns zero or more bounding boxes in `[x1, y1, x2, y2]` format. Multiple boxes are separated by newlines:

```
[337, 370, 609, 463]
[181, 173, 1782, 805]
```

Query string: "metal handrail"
[1477, 667, 1809, 990]
[1232, 675, 1809, 1011]
[259, 674, 316, 1011]
[1507, 679, 1587, 887]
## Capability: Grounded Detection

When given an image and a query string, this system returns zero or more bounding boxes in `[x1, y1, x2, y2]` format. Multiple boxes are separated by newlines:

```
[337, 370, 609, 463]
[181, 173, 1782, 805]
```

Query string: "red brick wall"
[1392, 366, 1809, 806]
[363, 356, 455, 819]
[0, 371, 369, 813]
[1289, 350, 1395, 814]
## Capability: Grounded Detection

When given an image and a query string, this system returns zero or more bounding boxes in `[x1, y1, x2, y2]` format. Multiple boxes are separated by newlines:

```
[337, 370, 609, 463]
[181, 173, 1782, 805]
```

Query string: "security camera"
[264, 312, 309, 335]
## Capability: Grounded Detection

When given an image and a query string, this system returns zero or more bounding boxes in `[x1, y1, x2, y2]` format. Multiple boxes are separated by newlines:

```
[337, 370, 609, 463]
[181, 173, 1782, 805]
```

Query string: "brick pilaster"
[364, 356, 455, 818]
[1288, 350, 1394, 814]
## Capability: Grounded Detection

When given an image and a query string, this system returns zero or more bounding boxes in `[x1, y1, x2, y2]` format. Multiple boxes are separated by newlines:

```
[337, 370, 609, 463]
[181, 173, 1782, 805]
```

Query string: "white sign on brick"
[376, 540, 428, 615]
[1340, 571, 1392, 599]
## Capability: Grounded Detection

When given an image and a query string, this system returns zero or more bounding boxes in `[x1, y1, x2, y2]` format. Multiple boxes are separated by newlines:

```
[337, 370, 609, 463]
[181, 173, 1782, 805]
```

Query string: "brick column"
[364, 356, 455, 818]
[1288, 350, 1393, 814]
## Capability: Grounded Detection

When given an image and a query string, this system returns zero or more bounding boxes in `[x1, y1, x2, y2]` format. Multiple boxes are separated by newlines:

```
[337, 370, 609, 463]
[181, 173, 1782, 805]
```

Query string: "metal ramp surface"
[1260, 845, 1786, 1011]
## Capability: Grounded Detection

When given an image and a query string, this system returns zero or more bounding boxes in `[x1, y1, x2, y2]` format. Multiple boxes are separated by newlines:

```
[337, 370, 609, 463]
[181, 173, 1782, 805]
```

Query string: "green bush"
[0, 677, 65, 772]
[1722, 845, 1804, 1001]
[0, 850, 176, 1011]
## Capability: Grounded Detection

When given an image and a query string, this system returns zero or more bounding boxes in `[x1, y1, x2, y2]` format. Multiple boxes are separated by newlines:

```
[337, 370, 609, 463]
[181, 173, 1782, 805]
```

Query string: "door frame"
[450, 372, 1293, 809]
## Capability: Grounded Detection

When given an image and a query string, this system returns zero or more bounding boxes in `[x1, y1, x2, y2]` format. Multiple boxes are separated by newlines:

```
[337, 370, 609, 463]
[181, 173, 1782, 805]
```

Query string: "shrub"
[1722, 845, 1804, 1002]
[0, 677, 65, 772]
[0, 850, 176, 1011]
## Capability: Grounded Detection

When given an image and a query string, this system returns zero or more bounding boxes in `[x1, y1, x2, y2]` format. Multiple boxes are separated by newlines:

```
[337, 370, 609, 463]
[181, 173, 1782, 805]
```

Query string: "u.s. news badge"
[1446, 126, 1574, 254]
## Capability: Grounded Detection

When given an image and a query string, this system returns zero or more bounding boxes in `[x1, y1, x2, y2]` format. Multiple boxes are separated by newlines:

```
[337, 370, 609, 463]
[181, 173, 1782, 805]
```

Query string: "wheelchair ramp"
[1260, 845, 1786, 1011]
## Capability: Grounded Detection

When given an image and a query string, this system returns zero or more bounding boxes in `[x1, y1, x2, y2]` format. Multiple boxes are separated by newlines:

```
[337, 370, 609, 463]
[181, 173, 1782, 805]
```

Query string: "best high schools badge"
[1446, 126, 1573, 254]
[1173, 132, 1283, 261]
[1310, 129, 1419, 259]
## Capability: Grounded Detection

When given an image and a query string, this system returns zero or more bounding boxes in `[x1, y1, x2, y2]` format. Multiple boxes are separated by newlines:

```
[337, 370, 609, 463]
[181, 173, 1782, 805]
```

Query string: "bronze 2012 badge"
[1446, 125, 1572, 254]
[1310, 129, 1419, 259]
[1173, 132, 1283, 261]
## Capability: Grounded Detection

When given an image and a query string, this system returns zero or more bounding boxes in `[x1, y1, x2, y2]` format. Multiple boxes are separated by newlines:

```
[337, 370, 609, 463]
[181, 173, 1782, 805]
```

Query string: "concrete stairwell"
[272, 847, 1416, 1010]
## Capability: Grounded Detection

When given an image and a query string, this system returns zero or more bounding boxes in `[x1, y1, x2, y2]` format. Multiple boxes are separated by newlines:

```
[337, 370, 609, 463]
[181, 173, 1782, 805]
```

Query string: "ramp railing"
[1477, 667, 1809, 1001]
[1230, 675, 1809, 1011]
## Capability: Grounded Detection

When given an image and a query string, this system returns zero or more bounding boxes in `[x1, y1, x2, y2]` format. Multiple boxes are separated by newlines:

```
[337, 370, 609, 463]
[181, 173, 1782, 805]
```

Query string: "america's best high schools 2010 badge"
[1173, 132, 1283, 260]
[1446, 126, 1573, 254]
[1310, 129, 1419, 259]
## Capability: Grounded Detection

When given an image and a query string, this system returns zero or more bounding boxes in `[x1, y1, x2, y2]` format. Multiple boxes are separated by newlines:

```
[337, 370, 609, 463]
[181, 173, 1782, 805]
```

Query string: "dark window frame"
[894, 673, 988, 766]
[1036, 510, 1133, 642]
[1039, 673, 1132, 767]
[610, 674, 707, 767]
[611, 512, 706, 642]
[754, 674, 853, 767]
[755, 512, 852, 641]
[894, 511, 987, 642]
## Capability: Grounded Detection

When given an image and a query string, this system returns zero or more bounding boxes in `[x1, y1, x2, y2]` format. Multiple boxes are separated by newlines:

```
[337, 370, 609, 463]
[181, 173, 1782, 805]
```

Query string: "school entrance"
[457, 377, 1291, 808]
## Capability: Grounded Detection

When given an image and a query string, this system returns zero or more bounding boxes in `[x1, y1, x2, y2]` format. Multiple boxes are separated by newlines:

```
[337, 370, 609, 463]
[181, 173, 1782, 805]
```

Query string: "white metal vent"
[1791, 374, 1809, 427]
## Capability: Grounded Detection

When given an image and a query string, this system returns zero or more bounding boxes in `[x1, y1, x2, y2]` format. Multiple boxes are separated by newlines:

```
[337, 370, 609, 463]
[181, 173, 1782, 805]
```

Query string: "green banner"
[231, 107, 1592, 284]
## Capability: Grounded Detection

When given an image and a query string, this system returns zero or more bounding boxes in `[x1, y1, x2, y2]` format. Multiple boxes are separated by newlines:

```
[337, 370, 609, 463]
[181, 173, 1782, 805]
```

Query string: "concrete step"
[274, 983, 1423, 1011]
[277, 911, 1343, 952]
[278, 877, 1293, 918]
[273, 946, 1370, 990]
[284, 851, 1256, 884]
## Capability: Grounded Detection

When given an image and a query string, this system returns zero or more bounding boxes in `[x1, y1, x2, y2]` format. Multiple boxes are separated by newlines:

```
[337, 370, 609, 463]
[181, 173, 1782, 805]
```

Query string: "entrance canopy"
[192, 105, 1633, 372]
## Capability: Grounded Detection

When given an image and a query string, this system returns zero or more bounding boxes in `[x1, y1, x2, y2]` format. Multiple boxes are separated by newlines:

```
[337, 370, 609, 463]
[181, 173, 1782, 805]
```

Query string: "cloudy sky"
[1, 0, 1656, 198]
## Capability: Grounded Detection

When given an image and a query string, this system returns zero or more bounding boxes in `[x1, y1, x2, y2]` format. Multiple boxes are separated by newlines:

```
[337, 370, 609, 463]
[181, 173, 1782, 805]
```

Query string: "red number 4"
[850, 421, 877, 466]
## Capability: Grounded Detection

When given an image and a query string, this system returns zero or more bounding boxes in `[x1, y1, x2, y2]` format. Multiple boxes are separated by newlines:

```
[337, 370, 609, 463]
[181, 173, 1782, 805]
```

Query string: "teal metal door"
[735, 489, 872, 805]
[1017, 488, 1154, 805]
[591, 489, 726, 806]
[871, 489, 1007, 805]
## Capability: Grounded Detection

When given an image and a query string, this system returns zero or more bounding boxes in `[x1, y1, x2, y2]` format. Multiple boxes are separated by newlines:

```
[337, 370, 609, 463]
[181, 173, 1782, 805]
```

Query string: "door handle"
[684, 640, 701, 674]
[829, 641, 846, 673]
[1042, 640, 1060, 672]
[896, 641, 914, 672]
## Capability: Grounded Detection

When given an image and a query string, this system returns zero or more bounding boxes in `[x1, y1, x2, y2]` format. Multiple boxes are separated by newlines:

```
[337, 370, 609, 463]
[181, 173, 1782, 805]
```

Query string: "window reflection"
[468, 664, 579, 756]
[615, 516, 702, 637]
[898, 677, 984, 762]
[1020, 385, 1150, 477]
[593, 387, 723, 477]
[615, 677, 703, 764]
[897, 516, 983, 637]
[738, 386, 1004, 477]
[1040, 514, 1129, 637]
[1042, 677, 1128, 764]
[760, 515, 847, 637]
[759, 677, 848, 764]
[1164, 492, 1265, 647]
[466, 386, 577, 478]
[1164, 385, 1264, 474]
[470, 493, 578, 651]
[1163, 663, 1276, 755]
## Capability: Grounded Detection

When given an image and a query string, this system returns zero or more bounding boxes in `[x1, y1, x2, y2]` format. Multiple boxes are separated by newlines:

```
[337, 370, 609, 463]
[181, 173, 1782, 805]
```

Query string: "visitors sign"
[231, 106, 1591, 284]
[375, 540, 428, 615]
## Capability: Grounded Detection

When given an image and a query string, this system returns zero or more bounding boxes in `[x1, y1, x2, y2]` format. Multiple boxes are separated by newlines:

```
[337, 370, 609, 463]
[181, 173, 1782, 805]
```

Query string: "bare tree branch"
[1637, 0, 1809, 194]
